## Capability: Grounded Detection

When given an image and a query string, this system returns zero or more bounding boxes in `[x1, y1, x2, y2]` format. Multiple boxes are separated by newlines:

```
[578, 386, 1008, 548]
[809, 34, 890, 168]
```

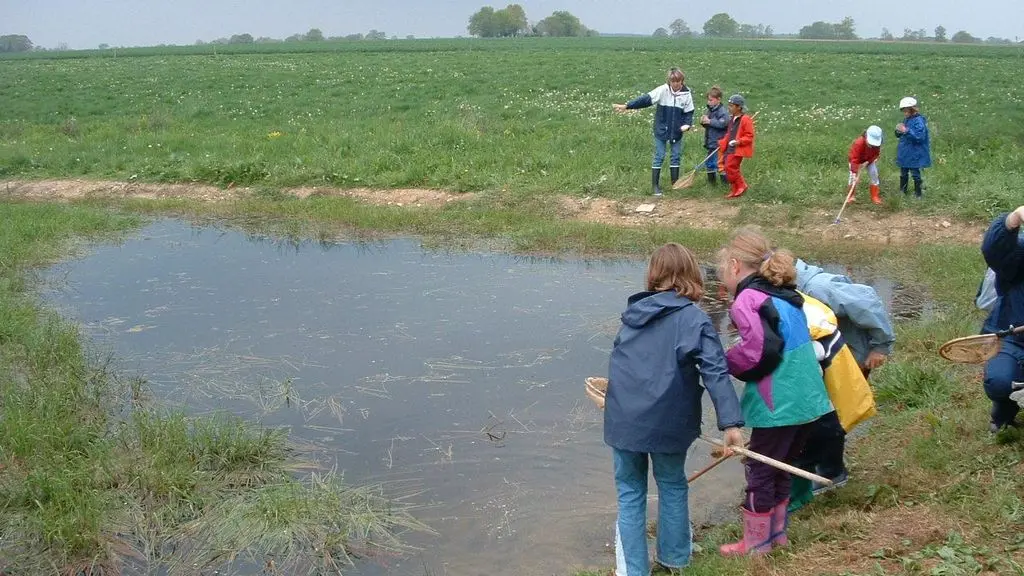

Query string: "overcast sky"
[3, 0, 1022, 49]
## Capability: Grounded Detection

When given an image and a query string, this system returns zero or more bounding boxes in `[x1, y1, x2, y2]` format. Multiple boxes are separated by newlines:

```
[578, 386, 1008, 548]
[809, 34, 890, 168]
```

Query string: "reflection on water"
[40, 221, 915, 575]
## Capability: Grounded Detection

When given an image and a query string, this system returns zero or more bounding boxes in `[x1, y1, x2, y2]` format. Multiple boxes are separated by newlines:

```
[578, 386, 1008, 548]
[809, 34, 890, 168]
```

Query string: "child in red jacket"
[718, 94, 755, 199]
[848, 126, 883, 205]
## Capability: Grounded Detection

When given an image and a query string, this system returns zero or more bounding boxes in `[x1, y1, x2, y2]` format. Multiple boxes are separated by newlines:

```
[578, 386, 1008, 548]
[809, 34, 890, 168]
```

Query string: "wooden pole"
[699, 435, 832, 486]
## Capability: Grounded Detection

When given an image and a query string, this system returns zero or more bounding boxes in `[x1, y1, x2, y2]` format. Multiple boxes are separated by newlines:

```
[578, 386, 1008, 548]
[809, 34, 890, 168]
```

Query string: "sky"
[2, 0, 1022, 49]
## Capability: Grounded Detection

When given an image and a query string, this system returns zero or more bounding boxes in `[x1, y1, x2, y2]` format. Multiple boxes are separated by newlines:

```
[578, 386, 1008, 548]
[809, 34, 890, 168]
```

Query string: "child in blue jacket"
[605, 242, 744, 575]
[895, 96, 931, 198]
[700, 86, 730, 186]
[614, 68, 696, 196]
[981, 205, 1024, 432]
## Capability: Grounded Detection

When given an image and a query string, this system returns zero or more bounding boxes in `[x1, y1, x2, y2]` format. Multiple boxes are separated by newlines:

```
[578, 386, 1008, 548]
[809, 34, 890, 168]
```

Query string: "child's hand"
[721, 427, 745, 456]
[728, 140, 738, 147]
[896, 123, 907, 133]
[700, 115, 710, 125]
[681, 124, 691, 132]
[1007, 206, 1024, 230]
[864, 351, 888, 370]
[613, 104, 627, 113]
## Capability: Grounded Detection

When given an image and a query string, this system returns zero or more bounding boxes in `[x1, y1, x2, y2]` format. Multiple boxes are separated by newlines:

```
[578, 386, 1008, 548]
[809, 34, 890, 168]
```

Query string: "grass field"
[1, 37, 1023, 217]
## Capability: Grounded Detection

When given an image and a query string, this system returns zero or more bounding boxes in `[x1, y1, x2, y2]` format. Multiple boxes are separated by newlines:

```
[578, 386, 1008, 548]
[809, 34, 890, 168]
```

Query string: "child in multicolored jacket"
[716, 227, 833, 556]
[614, 67, 695, 196]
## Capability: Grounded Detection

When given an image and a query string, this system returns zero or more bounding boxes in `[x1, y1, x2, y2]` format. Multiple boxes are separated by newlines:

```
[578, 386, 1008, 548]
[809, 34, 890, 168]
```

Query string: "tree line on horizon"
[1, 12, 1019, 52]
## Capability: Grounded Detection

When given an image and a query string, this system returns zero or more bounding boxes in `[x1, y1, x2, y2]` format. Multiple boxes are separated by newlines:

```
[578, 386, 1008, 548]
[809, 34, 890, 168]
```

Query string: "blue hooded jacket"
[895, 113, 932, 169]
[795, 259, 896, 366]
[981, 213, 1024, 344]
[604, 290, 744, 454]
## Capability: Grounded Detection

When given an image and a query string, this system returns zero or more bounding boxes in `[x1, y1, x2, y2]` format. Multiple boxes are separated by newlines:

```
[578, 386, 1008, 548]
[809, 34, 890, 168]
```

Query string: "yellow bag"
[800, 292, 877, 432]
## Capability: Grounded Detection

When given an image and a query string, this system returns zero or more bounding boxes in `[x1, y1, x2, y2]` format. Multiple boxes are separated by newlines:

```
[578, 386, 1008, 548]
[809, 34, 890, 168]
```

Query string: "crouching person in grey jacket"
[605, 243, 745, 576]
[791, 259, 895, 500]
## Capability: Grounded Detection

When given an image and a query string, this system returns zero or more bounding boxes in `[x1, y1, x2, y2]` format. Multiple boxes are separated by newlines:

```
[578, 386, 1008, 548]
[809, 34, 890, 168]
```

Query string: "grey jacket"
[795, 260, 896, 366]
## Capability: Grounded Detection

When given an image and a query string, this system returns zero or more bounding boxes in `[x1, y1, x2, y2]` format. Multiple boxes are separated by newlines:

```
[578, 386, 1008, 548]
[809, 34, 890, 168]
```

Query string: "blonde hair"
[718, 226, 796, 287]
[667, 67, 685, 84]
[647, 243, 704, 301]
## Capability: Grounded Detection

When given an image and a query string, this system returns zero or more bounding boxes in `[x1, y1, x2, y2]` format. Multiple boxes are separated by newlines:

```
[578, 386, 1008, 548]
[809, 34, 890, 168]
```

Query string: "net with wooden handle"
[939, 325, 1024, 365]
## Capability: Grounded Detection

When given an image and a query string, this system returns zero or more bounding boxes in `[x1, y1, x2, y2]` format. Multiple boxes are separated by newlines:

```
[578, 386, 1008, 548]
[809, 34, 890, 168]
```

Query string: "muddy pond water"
[41, 220, 917, 575]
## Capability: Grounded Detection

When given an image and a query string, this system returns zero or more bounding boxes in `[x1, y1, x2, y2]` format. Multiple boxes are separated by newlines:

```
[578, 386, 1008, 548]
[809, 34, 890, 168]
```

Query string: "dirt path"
[2, 179, 987, 246]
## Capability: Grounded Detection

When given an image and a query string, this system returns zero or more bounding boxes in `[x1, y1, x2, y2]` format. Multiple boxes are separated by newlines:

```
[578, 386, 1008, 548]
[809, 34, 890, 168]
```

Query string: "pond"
[41, 220, 916, 575]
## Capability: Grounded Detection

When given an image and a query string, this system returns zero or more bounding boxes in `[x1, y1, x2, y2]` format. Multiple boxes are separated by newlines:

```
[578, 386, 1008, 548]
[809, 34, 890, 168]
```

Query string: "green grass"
[1, 37, 1022, 218]
[0, 202, 425, 573]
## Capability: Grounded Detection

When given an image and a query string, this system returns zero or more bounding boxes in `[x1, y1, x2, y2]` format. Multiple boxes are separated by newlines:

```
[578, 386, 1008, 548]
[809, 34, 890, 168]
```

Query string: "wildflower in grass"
[268, 131, 283, 139]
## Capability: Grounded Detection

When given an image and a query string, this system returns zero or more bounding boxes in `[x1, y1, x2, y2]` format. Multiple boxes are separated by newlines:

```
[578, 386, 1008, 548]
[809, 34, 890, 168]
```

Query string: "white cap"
[899, 96, 918, 109]
[866, 125, 883, 146]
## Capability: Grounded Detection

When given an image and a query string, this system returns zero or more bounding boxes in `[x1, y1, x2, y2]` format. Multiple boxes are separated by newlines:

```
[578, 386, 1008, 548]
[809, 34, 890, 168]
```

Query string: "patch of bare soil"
[564, 195, 986, 246]
[1, 180, 471, 208]
[2, 179, 986, 246]
[769, 505, 963, 576]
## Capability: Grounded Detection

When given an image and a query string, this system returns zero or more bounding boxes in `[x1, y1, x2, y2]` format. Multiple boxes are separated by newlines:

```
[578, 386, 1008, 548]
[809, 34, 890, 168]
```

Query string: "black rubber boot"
[707, 172, 718, 185]
[899, 173, 909, 194]
[670, 167, 680, 185]
[652, 168, 662, 196]
[720, 173, 729, 185]
[913, 178, 923, 198]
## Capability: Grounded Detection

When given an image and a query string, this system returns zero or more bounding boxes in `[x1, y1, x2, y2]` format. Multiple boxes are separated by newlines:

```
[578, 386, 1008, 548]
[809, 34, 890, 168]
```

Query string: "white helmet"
[898, 96, 918, 110]
[866, 125, 883, 146]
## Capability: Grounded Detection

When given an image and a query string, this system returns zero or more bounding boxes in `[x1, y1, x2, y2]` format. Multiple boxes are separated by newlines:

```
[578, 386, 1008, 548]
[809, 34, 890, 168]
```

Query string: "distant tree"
[534, 11, 590, 37]
[703, 13, 739, 37]
[468, 6, 498, 37]
[228, 33, 254, 44]
[985, 36, 1013, 45]
[880, 27, 894, 41]
[305, 28, 325, 41]
[406, 35, 416, 40]
[738, 23, 768, 38]
[56, 42, 69, 51]
[195, 39, 207, 45]
[799, 17, 856, 40]
[799, 21, 836, 39]
[256, 36, 279, 43]
[285, 33, 303, 42]
[835, 17, 857, 39]
[951, 30, 978, 43]
[934, 25, 947, 42]
[764, 25, 774, 37]
[98, 43, 110, 50]
[653, 27, 669, 38]
[669, 18, 692, 38]
[900, 28, 927, 41]
[366, 29, 387, 40]
[497, 4, 528, 36]
[344, 33, 364, 40]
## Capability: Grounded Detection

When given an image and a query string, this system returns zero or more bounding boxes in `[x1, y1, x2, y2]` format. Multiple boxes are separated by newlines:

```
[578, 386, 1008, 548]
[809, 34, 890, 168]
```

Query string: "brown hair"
[718, 226, 796, 287]
[647, 243, 704, 301]
[707, 85, 723, 99]
[667, 67, 685, 83]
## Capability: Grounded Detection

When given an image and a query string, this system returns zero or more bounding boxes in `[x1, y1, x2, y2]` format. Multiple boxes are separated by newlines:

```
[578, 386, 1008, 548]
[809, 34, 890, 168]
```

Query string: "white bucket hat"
[898, 96, 918, 109]
[866, 125, 883, 146]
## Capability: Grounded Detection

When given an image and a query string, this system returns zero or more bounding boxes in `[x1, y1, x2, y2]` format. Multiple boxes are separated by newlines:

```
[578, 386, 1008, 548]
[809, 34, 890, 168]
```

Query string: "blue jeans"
[613, 449, 691, 575]
[705, 146, 719, 173]
[984, 339, 1024, 428]
[653, 138, 683, 169]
